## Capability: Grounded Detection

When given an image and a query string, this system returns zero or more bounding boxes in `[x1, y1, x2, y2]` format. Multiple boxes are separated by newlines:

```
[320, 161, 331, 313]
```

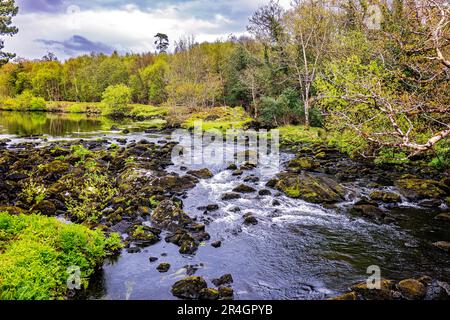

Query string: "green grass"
[277, 125, 327, 144]
[0, 212, 122, 300]
[181, 106, 253, 132]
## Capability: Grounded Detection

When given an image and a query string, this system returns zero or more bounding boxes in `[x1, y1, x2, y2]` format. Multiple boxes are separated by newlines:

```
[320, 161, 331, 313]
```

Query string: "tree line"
[0, 0, 448, 160]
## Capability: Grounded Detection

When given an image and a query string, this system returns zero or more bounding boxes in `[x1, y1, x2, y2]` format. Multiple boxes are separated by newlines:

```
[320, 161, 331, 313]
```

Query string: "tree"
[154, 33, 169, 54]
[102, 84, 132, 116]
[0, 0, 18, 66]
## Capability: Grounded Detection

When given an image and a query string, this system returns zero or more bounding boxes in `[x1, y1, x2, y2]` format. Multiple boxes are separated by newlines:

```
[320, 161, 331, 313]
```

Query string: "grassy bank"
[0, 98, 168, 120]
[0, 212, 121, 300]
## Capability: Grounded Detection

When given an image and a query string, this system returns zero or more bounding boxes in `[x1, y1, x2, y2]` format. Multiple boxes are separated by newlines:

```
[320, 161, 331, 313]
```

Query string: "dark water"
[1, 112, 449, 300]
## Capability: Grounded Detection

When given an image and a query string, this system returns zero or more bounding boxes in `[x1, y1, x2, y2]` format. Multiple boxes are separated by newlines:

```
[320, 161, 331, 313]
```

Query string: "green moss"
[277, 125, 327, 145]
[182, 107, 252, 133]
[0, 212, 121, 300]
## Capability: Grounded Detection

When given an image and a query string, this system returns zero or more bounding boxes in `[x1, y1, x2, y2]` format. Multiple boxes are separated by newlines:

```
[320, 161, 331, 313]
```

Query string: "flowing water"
[1, 111, 449, 300]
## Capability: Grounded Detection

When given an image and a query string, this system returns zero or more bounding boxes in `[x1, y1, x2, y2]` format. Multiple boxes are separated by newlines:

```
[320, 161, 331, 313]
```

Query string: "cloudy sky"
[4, 0, 291, 60]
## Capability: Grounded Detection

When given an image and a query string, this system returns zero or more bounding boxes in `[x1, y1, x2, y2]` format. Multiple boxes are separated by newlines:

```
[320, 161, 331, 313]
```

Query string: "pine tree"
[0, 0, 18, 66]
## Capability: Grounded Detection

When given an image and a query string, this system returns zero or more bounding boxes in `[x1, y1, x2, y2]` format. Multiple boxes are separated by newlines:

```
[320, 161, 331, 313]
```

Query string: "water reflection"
[0, 111, 114, 136]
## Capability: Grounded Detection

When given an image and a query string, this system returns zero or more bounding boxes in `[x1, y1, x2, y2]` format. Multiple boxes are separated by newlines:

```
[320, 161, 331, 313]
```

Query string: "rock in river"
[397, 279, 426, 300]
[369, 190, 401, 203]
[221, 193, 242, 201]
[275, 172, 346, 204]
[157, 263, 171, 273]
[171, 276, 208, 299]
[232, 184, 256, 193]
[395, 177, 448, 200]
[187, 168, 213, 179]
[152, 200, 193, 231]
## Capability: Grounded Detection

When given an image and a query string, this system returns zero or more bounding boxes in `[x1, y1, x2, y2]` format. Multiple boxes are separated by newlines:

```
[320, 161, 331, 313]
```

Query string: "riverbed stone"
[369, 191, 401, 203]
[218, 286, 234, 298]
[32, 200, 57, 216]
[199, 288, 220, 300]
[395, 178, 448, 200]
[171, 276, 208, 299]
[232, 184, 256, 193]
[351, 279, 395, 300]
[243, 213, 258, 225]
[187, 168, 213, 179]
[211, 240, 222, 248]
[432, 241, 450, 252]
[275, 172, 346, 204]
[434, 212, 450, 221]
[351, 205, 385, 220]
[287, 157, 319, 172]
[212, 274, 234, 287]
[330, 292, 358, 300]
[152, 200, 193, 231]
[157, 263, 171, 273]
[221, 193, 242, 201]
[397, 279, 426, 299]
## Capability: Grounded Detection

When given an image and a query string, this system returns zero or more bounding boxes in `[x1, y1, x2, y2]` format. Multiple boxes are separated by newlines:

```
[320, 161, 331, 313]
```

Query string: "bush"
[259, 88, 303, 127]
[0, 212, 122, 300]
[29, 97, 47, 111]
[102, 84, 132, 116]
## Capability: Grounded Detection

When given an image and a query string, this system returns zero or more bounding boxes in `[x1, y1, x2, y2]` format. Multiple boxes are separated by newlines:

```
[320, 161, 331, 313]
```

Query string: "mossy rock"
[38, 160, 70, 175]
[152, 200, 193, 231]
[330, 291, 358, 300]
[187, 168, 213, 179]
[432, 241, 450, 252]
[199, 288, 220, 300]
[32, 200, 57, 216]
[369, 191, 401, 203]
[218, 286, 234, 298]
[434, 212, 450, 221]
[171, 276, 208, 299]
[232, 184, 256, 193]
[397, 279, 426, 300]
[276, 172, 346, 204]
[128, 225, 161, 246]
[287, 157, 319, 172]
[350, 205, 385, 220]
[0, 206, 26, 215]
[156, 263, 171, 273]
[395, 178, 448, 200]
[179, 240, 198, 255]
[150, 175, 199, 193]
[351, 279, 395, 300]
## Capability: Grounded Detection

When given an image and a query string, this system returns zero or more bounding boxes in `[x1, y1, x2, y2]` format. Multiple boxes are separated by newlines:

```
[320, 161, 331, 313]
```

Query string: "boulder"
[171, 276, 208, 299]
[32, 200, 57, 216]
[369, 191, 401, 203]
[150, 175, 199, 193]
[434, 212, 450, 221]
[212, 274, 234, 287]
[397, 279, 426, 300]
[187, 168, 213, 179]
[221, 193, 242, 201]
[232, 184, 256, 193]
[351, 205, 385, 220]
[351, 279, 395, 300]
[243, 213, 258, 225]
[276, 172, 346, 204]
[395, 178, 448, 200]
[287, 157, 319, 172]
[199, 288, 220, 300]
[156, 263, 171, 273]
[152, 200, 193, 231]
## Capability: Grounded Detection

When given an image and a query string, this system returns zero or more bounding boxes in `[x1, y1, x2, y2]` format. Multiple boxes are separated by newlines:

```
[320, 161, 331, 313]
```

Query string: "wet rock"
[272, 199, 281, 206]
[243, 213, 258, 225]
[418, 199, 442, 208]
[395, 178, 448, 200]
[232, 170, 243, 176]
[6, 172, 29, 181]
[187, 168, 213, 179]
[152, 200, 193, 231]
[434, 212, 450, 221]
[221, 193, 242, 201]
[232, 184, 256, 193]
[110, 125, 120, 131]
[351, 205, 385, 220]
[218, 286, 234, 298]
[276, 172, 346, 204]
[199, 288, 220, 300]
[150, 175, 198, 193]
[32, 200, 57, 216]
[229, 206, 241, 212]
[226, 163, 238, 170]
[126, 247, 141, 254]
[330, 292, 358, 300]
[211, 241, 222, 248]
[0, 206, 26, 215]
[157, 263, 171, 273]
[369, 191, 401, 203]
[351, 280, 395, 300]
[432, 241, 450, 252]
[128, 225, 161, 246]
[258, 189, 271, 196]
[265, 178, 278, 188]
[149, 257, 159, 263]
[240, 162, 257, 171]
[243, 175, 260, 183]
[287, 157, 319, 172]
[116, 138, 127, 145]
[171, 276, 208, 299]
[212, 274, 234, 287]
[188, 223, 205, 232]
[206, 204, 219, 212]
[354, 197, 379, 206]
[397, 279, 426, 300]
[122, 129, 130, 134]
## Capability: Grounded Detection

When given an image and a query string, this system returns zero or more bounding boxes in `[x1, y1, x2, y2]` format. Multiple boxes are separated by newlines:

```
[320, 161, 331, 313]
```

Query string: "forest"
[0, 0, 448, 165]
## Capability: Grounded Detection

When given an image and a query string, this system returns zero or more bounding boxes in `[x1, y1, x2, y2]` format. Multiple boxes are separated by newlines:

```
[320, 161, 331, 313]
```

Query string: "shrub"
[29, 97, 47, 111]
[0, 212, 122, 300]
[102, 84, 132, 116]
[259, 89, 303, 127]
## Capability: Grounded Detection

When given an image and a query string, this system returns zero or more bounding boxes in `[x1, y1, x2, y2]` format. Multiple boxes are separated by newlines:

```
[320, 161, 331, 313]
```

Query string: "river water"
[1, 111, 449, 300]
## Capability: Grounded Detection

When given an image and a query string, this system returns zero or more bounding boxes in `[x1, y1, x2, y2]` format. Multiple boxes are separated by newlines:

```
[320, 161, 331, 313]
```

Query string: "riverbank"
[1, 116, 449, 300]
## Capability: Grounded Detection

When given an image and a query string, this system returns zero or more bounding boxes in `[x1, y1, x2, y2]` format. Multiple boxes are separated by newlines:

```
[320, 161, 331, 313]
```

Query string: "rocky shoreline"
[0, 130, 449, 300]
